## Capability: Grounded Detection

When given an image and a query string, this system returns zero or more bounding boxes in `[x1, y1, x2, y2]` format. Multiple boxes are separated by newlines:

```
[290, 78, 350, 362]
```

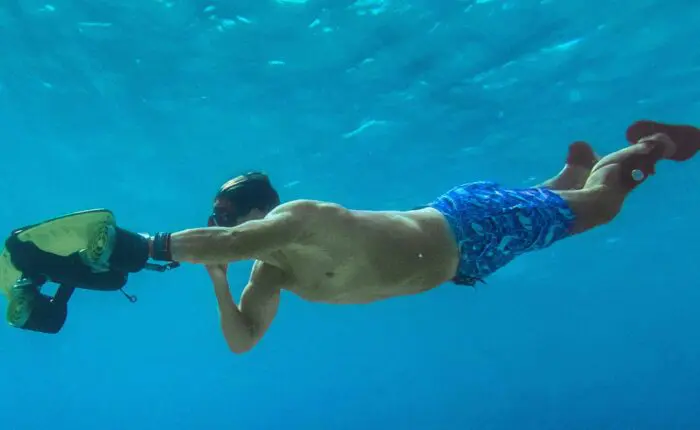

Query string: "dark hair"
[215, 172, 280, 217]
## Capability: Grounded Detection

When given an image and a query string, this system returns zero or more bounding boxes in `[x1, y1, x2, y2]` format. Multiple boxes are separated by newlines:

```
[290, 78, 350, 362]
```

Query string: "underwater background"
[1, 0, 699, 429]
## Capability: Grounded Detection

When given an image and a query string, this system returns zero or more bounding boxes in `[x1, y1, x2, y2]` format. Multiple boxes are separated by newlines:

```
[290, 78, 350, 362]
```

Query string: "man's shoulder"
[274, 199, 349, 219]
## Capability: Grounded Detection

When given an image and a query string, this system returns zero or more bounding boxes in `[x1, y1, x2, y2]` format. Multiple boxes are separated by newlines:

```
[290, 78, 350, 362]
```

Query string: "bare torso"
[258, 201, 460, 304]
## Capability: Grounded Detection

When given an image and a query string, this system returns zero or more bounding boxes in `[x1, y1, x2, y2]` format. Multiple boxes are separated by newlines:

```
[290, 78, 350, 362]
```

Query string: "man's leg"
[539, 141, 599, 190]
[556, 121, 700, 235]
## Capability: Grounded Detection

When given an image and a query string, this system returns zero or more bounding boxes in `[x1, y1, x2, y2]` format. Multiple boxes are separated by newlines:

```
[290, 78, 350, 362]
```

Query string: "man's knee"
[561, 188, 623, 234]
[591, 197, 622, 226]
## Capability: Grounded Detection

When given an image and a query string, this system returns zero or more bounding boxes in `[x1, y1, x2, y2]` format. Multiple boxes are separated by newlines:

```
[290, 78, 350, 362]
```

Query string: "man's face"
[210, 198, 267, 227]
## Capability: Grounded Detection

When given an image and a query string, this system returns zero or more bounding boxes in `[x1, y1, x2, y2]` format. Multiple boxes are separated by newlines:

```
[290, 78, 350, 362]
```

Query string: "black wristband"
[151, 232, 173, 262]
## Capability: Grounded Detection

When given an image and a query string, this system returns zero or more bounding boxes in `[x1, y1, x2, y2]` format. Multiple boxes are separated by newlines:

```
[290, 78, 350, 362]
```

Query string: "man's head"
[208, 172, 280, 227]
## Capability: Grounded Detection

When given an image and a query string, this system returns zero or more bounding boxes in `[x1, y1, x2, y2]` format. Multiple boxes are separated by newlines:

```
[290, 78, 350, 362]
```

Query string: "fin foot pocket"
[626, 120, 700, 161]
[82, 220, 115, 270]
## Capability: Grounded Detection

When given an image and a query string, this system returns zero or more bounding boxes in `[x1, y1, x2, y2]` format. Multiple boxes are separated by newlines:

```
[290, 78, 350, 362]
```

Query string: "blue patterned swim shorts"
[427, 181, 576, 286]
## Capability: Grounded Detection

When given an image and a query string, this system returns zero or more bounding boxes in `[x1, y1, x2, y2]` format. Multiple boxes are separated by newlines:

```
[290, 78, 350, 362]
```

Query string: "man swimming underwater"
[8, 120, 700, 352]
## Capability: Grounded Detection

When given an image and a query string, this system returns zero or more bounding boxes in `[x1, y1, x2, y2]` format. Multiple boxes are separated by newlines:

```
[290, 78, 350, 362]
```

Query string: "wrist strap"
[151, 233, 173, 262]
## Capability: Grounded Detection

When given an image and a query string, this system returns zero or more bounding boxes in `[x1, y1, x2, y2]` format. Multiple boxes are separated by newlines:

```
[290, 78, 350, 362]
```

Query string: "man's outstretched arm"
[102, 201, 313, 274]
[167, 210, 300, 264]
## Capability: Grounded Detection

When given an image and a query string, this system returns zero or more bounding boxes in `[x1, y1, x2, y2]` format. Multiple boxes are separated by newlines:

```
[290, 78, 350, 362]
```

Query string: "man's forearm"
[213, 283, 257, 354]
[146, 215, 294, 265]
[166, 228, 242, 264]
[108, 210, 297, 272]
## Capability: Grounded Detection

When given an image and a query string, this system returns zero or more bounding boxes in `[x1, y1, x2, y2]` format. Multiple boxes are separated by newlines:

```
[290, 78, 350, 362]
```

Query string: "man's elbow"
[223, 331, 260, 354]
[227, 340, 255, 354]
[228, 345, 252, 355]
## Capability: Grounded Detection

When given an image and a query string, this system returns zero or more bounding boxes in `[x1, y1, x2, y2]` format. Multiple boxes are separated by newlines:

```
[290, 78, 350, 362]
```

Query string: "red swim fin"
[626, 120, 700, 162]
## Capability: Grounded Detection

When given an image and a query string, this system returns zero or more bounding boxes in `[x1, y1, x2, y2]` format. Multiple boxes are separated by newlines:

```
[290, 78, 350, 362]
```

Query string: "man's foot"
[626, 120, 700, 161]
[567, 141, 599, 170]
[539, 141, 599, 190]
[619, 133, 675, 178]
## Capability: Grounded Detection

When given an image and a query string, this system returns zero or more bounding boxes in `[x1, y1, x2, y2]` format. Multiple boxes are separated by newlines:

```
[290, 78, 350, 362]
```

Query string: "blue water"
[1, 0, 699, 429]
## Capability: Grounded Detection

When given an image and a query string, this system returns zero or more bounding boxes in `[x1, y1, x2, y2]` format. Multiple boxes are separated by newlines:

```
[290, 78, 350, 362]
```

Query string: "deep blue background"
[1, 0, 699, 429]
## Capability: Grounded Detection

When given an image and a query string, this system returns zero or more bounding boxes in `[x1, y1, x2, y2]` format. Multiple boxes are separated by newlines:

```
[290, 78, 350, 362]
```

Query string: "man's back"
[265, 200, 459, 304]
